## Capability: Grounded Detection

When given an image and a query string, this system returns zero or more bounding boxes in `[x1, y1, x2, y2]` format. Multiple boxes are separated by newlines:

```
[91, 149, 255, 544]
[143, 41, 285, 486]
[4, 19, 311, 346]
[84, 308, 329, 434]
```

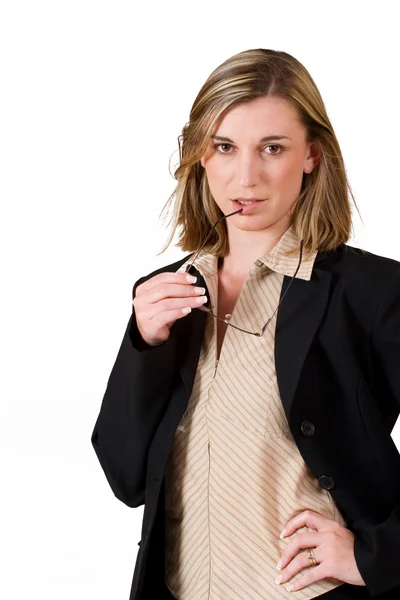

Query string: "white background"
[1, 1, 399, 598]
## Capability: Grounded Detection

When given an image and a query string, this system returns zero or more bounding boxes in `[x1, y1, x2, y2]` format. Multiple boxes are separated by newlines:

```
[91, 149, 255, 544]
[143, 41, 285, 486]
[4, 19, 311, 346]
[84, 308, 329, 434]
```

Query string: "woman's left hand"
[276, 510, 366, 592]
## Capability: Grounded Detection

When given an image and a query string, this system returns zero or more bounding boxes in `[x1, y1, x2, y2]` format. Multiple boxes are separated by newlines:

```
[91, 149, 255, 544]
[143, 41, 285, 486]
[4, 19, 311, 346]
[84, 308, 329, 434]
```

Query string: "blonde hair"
[159, 48, 362, 260]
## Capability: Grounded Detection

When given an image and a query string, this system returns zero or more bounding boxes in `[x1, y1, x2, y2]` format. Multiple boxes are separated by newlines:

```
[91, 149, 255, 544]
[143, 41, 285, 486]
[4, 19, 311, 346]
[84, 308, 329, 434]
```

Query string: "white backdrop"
[1, 1, 399, 598]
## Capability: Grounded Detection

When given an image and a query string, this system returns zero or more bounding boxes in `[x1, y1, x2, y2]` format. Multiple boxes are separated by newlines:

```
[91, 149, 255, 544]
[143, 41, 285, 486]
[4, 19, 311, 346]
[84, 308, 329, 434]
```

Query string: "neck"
[219, 219, 290, 279]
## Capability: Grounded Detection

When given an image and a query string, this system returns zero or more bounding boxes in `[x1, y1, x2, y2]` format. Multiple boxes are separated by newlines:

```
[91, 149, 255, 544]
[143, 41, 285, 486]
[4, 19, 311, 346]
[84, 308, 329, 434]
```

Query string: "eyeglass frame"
[184, 209, 304, 337]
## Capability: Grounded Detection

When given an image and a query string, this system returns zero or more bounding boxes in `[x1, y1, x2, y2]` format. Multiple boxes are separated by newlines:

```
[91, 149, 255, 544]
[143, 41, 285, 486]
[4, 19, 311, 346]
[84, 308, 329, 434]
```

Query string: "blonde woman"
[92, 49, 400, 600]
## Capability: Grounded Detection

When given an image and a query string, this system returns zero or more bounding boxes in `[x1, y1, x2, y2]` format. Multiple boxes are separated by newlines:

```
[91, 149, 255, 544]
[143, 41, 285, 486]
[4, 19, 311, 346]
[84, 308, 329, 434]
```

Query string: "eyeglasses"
[184, 209, 304, 336]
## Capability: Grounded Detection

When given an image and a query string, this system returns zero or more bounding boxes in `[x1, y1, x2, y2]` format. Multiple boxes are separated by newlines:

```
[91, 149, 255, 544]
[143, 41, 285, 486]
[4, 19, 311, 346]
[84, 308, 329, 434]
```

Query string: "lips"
[231, 198, 266, 213]
[233, 198, 266, 203]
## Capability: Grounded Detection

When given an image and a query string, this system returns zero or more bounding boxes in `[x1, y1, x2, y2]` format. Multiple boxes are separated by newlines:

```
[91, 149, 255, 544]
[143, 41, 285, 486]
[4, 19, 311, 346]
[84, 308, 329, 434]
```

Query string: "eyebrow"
[211, 134, 292, 142]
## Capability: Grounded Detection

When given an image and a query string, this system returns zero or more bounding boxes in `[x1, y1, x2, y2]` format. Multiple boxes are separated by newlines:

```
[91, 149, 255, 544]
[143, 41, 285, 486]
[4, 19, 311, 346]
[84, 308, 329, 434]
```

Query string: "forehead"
[213, 96, 303, 136]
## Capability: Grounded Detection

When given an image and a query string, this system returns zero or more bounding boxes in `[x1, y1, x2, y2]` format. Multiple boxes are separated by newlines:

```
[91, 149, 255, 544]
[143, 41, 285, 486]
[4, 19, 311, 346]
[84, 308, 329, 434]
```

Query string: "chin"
[230, 212, 292, 234]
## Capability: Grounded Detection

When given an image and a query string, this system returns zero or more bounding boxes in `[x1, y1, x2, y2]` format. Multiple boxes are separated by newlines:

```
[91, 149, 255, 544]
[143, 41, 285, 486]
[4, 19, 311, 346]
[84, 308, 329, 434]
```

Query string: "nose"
[236, 151, 261, 187]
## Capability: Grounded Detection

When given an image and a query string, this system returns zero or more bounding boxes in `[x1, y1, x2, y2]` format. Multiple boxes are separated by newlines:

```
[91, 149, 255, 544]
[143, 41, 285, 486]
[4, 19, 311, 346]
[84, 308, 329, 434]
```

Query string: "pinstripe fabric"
[164, 225, 346, 599]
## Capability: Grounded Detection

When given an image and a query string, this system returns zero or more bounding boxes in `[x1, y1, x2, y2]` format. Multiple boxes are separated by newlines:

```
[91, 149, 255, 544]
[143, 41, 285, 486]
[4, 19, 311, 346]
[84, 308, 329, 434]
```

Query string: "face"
[200, 96, 320, 235]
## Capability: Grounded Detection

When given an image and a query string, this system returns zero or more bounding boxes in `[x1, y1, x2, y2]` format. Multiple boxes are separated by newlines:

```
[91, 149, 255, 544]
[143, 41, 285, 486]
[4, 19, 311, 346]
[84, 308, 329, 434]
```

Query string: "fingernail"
[182, 307, 191, 314]
[286, 584, 294, 592]
[196, 295, 207, 304]
[280, 529, 286, 539]
[276, 560, 282, 570]
[194, 287, 206, 295]
[275, 575, 282, 585]
[186, 275, 197, 283]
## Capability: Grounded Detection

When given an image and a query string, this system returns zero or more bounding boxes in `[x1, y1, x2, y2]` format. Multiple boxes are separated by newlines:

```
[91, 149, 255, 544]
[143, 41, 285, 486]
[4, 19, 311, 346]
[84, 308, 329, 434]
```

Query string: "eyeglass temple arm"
[259, 239, 304, 335]
[184, 208, 243, 273]
[197, 304, 265, 334]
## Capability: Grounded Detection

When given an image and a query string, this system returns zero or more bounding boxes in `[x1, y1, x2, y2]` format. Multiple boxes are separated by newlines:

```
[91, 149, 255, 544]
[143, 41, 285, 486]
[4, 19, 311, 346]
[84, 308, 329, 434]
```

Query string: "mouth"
[231, 198, 266, 213]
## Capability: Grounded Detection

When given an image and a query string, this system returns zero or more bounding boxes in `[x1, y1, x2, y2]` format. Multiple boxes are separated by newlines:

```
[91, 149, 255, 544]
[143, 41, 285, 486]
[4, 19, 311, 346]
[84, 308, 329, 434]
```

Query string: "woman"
[91, 49, 400, 600]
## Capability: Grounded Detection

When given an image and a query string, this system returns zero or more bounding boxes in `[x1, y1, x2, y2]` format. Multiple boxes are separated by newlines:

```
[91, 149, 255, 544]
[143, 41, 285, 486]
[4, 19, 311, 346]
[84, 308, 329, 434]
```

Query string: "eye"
[213, 143, 233, 153]
[264, 144, 282, 155]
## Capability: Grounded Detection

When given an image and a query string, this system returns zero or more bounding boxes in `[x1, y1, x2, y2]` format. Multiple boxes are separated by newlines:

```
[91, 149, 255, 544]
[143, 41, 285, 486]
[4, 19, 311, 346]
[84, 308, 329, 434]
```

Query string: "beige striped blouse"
[164, 225, 346, 599]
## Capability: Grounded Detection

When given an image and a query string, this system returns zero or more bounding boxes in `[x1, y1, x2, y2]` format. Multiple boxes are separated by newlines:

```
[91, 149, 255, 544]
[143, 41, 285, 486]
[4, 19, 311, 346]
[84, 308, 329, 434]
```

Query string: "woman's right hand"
[132, 272, 208, 347]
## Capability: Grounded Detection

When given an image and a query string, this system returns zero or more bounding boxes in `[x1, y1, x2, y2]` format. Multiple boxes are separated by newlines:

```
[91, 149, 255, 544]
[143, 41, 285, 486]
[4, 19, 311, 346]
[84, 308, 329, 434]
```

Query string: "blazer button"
[300, 420, 315, 437]
[318, 475, 335, 490]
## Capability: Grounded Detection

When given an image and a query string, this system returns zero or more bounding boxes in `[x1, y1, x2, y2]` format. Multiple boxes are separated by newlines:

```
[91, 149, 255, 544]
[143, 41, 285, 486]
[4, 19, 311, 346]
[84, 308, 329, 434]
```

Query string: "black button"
[300, 420, 315, 436]
[318, 475, 335, 490]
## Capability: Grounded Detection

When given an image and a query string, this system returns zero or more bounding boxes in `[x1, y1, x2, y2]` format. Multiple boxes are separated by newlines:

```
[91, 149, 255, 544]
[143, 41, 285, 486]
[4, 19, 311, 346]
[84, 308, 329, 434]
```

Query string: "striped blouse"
[164, 224, 346, 599]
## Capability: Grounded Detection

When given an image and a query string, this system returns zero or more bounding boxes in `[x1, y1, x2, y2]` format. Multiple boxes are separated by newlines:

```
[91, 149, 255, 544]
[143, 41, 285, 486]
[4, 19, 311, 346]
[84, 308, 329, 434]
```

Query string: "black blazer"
[91, 243, 400, 600]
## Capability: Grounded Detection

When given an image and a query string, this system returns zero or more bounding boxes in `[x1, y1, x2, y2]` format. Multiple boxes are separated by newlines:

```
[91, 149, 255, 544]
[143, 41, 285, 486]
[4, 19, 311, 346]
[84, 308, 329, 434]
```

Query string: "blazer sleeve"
[91, 276, 179, 508]
[353, 266, 400, 596]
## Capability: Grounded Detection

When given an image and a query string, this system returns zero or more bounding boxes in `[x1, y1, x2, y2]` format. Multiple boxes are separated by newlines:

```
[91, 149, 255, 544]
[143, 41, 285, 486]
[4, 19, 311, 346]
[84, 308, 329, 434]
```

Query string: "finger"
[137, 272, 198, 294]
[281, 509, 332, 538]
[143, 282, 206, 304]
[143, 295, 208, 320]
[276, 550, 314, 586]
[284, 565, 327, 593]
[139, 294, 208, 331]
[280, 532, 322, 570]
[146, 305, 197, 335]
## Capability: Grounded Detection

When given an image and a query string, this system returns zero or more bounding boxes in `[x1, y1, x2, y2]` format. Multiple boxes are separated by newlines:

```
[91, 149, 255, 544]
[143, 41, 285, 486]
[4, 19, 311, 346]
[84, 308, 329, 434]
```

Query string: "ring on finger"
[306, 548, 317, 566]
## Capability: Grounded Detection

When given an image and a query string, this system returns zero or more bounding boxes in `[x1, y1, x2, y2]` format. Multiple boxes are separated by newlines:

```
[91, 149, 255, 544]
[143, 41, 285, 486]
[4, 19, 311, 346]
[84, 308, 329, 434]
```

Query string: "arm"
[91, 277, 179, 508]
[353, 266, 400, 596]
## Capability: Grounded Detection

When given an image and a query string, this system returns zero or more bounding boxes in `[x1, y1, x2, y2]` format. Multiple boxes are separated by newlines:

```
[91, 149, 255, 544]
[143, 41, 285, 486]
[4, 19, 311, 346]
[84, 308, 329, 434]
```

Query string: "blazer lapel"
[275, 258, 332, 418]
[177, 266, 208, 397]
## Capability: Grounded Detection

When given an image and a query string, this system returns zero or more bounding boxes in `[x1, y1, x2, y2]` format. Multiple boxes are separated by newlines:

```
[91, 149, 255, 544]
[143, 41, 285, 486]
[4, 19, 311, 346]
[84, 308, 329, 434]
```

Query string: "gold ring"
[306, 548, 317, 566]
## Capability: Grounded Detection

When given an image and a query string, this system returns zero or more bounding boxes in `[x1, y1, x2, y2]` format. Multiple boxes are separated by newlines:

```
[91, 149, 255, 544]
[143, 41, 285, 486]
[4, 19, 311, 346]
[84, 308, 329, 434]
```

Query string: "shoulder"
[313, 244, 400, 334]
[317, 244, 400, 319]
[318, 243, 400, 284]
[131, 254, 194, 298]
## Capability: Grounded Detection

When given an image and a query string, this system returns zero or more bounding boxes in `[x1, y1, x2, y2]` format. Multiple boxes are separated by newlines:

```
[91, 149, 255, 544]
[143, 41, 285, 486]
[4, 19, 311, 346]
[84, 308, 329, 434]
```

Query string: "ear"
[303, 141, 321, 174]
[200, 156, 205, 168]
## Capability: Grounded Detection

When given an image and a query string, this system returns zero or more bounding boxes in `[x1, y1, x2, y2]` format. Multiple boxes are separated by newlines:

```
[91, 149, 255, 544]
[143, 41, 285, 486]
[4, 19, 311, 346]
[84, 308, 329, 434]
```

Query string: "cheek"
[272, 161, 304, 189]
[204, 163, 226, 188]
